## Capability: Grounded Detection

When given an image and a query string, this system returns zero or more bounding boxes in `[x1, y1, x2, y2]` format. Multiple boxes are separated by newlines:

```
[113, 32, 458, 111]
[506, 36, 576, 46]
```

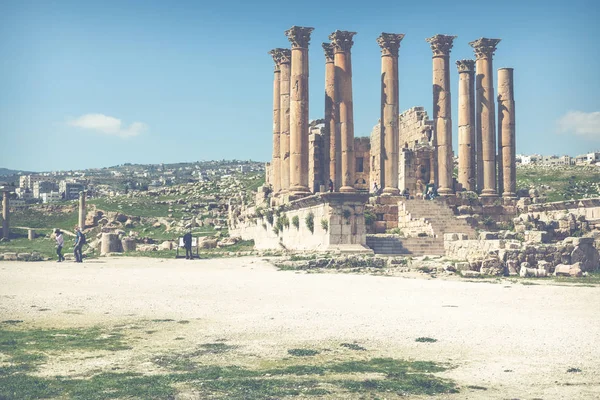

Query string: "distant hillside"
[0, 168, 34, 176]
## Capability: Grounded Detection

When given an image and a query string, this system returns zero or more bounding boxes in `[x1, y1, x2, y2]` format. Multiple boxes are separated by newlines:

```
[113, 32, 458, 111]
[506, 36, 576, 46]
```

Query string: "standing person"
[372, 182, 379, 195]
[183, 230, 193, 260]
[328, 179, 334, 193]
[54, 229, 65, 262]
[73, 226, 84, 263]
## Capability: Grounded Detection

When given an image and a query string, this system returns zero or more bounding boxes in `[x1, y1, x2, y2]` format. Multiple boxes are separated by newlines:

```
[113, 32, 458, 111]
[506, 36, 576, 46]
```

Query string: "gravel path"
[1, 256, 599, 399]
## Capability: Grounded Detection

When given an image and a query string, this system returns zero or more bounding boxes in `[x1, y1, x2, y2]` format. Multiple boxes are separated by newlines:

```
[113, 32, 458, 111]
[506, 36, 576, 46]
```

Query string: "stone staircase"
[366, 198, 477, 256]
[366, 235, 445, 256]
[398, 199, 477, 239]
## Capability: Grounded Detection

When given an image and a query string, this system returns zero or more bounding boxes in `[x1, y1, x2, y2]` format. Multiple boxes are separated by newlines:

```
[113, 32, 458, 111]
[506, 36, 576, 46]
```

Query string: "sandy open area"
[1, 256, 599, 399]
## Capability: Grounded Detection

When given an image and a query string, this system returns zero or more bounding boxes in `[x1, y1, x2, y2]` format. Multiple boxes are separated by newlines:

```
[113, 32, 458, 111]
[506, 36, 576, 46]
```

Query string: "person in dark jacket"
[183, 231, 193, 259]
[73, 226, 84, 262]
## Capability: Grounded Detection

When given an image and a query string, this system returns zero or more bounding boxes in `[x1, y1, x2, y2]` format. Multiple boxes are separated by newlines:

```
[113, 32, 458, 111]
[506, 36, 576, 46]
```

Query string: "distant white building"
[41, 191, 61, 203]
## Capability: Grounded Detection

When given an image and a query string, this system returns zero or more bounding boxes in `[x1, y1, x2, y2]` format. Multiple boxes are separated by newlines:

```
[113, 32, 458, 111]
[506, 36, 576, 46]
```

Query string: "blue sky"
[1, 0, 599, 171]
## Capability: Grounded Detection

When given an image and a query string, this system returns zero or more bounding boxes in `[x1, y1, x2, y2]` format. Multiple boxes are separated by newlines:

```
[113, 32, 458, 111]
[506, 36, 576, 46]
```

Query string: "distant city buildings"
[517, 152, 599, 167]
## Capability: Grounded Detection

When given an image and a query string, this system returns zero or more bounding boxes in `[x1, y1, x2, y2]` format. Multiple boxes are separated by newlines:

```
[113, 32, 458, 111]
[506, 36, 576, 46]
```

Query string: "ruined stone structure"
[232, 28, 522, 255]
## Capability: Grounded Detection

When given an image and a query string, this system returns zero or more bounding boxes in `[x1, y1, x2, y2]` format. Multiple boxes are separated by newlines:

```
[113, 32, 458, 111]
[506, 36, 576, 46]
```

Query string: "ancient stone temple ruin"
[229, 26, 520, 254]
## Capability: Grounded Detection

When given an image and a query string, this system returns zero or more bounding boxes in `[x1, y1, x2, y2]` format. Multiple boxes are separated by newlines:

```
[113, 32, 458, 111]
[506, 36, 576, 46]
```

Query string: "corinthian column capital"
[268, 48, 289, 69]
[469, 38, 501, 60]
[426, 34, 457, 57]
[376, 33, 405, 57]
[322, 43, 334, 63]
[285, 26, 314, 49]
[329, 30, 356, 53]
[456, 59, 476, 73]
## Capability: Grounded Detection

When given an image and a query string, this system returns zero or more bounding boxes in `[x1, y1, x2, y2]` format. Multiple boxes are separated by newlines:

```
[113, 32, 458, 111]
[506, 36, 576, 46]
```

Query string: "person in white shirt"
[54, 229, 65, 262]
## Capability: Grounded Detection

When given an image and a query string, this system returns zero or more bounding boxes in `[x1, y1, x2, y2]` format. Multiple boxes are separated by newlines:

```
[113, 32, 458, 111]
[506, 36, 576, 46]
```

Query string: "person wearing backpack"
[73, 226, 85, 263]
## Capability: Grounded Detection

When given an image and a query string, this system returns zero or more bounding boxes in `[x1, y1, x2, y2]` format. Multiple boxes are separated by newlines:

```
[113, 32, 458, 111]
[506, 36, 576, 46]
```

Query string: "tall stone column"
[330, 30, 357, 193]
[426, 34, 456, 196]
[268, 49, 284, 193]
[2, 189, 9, 240]
[470, 38, 501, 197]
[456, 59, 476, 191]
[498, 67, 516, 198]
[285, 26, 314, 195]
[78, 191, 86, 229]
[278, 49, 291, 192]
[323, 43, 336, 188]
[377, 33, 404, 195]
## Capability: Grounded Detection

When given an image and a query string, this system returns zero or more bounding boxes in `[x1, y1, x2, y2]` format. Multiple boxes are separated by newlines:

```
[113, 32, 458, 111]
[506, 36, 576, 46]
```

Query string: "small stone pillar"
[470, 37, 501, 197]
[377, 33, 405, 195]
[279, 49, 292, 192]
[323, 42, 336, 188]
[268, 49, 284, 194]
[121, 237, 136, 252]
[427, 34, 456, 196]
[78, 191, 86, 230]
[456, 59, 476, 191]
[285, 26, 314, 195]
[498, 67, 516, 198]
[28, 229, 35, 240]
[101, 232, 123, 255]
[329, 30, 357, 193]
[2, 189, 10, 240]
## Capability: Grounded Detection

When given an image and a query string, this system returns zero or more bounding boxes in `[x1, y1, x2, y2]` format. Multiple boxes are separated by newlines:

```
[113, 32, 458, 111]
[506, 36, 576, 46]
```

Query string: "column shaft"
[330, 30, 357, 193]
[286, 26, 313, 194]
[268, 49, 283, 193]
[323, 43, 336, 188]
[378, 33, 404, 195]
[470, 38, 501, 197]
[427, 34, 456, 195]
[498, 68, 516, 198]
[457, 60, 476, 191]
[78, 191, 86, 229]
[279, 53, 291, 192]
[2, 191, 9, 240]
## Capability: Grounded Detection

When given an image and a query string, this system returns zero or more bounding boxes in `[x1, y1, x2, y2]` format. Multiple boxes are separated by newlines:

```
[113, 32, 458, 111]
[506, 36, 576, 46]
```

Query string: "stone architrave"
[78, 191, 86, 230]
[470, 38, 501, 197]
[329, 30, 357, 193]
[278, 49, 292, 192]
[456, 59, 476, 191]
[323, 43, 336, 188]
[498, 67, 516, 198]
[426, 34, 456, 196]
[377, 33, 405, 195]
[285, 26, 314, 195]
[268, 48, 285, 193]
[2, 189, 9, 239]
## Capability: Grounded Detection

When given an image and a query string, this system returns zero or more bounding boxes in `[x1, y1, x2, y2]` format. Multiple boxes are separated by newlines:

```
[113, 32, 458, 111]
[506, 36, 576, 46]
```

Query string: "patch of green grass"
[340, 342, 367, 351]
[415, 337, 437, 343]
[287, 348, 320, 357]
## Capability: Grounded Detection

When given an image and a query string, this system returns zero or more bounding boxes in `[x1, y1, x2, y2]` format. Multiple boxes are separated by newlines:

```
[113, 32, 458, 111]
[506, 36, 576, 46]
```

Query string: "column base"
[382, 187, 400, 196]
[480, 189, 498, 198]
[437, 187, 454, 196]
[289, 185, 310, 195]
[339, 186, 357, 193]
[502, 192, 517, 199]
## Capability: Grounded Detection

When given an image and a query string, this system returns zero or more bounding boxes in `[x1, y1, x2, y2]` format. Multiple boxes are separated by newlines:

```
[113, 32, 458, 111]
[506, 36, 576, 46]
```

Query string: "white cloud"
[557, 111, 600, 138]
[68, 113, 147, 138]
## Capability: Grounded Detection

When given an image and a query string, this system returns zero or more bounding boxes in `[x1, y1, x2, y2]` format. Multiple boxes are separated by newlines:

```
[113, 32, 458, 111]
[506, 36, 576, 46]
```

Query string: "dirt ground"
[1, 256, 599, 399]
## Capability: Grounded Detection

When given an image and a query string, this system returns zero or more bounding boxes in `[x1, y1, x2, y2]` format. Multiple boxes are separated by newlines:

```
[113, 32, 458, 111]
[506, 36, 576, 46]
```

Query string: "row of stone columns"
[269, 31, 516, 199]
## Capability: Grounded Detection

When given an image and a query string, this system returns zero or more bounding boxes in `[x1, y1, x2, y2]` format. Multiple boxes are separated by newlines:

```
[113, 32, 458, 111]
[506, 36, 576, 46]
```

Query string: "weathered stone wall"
[398, 107, 433, 149]
[354, 137, 370, 191]
[445, 234, 599, 275]
[527, 198, 600, 223]
[230, 193, 371, 252]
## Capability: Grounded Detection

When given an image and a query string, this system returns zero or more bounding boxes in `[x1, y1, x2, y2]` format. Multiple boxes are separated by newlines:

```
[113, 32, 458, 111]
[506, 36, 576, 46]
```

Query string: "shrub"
[292, 215, 300, 229]
[320, 219, 328, 232]
[364, 209, 376, 225]
[280, 214, 290, 228]
[305, 212, 314, 234]
[265, 210, 274, 225]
